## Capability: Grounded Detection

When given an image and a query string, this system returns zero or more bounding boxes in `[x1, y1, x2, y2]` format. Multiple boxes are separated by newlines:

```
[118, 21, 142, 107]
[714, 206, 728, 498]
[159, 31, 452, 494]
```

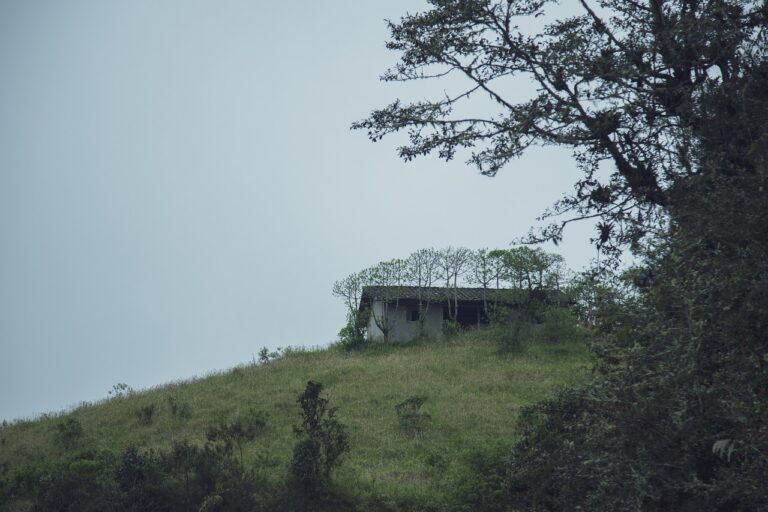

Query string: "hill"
[0, 332, 591, 510]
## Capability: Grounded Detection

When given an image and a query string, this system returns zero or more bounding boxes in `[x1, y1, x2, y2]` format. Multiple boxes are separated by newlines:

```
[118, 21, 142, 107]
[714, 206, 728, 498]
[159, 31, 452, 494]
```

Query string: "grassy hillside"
[0, 332, 591, 510]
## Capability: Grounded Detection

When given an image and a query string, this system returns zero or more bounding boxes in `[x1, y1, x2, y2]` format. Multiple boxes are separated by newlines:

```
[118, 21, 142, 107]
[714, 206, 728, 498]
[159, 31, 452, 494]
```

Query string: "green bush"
[166, 396, 192, 421]
[53, 417, 84, 450]
[207, 408, 267, 465]
[538, 306, 582, 343]
[454, 445, 512, 512]
[394, 395, 430, 437]
[337, 310, 369, 351]
[34, 450, 118, 512]
[290, 381, 348, 491]
[108, 383, 133, 399]
[135, 404, 157, 426]
[441, 319, 460, 338]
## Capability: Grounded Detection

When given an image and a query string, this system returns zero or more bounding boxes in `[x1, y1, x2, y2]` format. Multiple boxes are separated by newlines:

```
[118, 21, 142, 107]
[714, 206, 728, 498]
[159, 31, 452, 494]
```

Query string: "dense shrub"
[291, 381, 348, 491]
[394, 395, 430, 437]
[53, 417, 84, 450]
[166, 395, 192, 421]
[134, 403, 157, 426]
[32, 449, 118, 512]
[454, 444, 513, 512]
[505, 166, 768, 509]
[441, 319, 460, 338]
[207, 408, 267, 465]
[337, 309, 369, 351]
[537, 306, 582, 343]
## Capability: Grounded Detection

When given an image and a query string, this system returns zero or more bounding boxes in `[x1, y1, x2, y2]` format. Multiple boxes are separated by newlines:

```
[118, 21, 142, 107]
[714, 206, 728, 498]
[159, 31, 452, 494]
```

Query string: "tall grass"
[0, 330, 591, 508]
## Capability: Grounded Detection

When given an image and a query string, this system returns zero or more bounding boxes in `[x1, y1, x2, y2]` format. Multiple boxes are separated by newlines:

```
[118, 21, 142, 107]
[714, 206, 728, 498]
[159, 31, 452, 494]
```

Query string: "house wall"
[367, 300, 444, 342]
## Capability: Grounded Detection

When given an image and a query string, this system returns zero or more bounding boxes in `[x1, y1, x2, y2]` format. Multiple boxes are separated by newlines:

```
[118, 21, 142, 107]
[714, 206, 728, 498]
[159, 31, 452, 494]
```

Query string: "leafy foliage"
[291, 381, 349, 491]
[355, 0, 767, 256]
[358, 0, 768, 509]
[53, 417, 84, 450]
[166, 395, 192, 422]
[134, 403, 157, 426]
[394, 395, 431, 437]
[207, 408, 267, 466]
[337, 309, 370, 351]
[108, 383, 133, 399]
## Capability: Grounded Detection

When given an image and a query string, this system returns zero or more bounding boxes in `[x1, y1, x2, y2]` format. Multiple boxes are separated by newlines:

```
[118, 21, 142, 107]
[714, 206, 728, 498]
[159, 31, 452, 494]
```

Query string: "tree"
[437, 246, 472, 321]
[356, 1, 768, 509]
[406, 247, 441, 335]
[332, 271, 369, 348]
[367, 258, 409, 342]
[291, 381, 348, 491]
[467, 248, 497, 312]
[353, 0, 767, 257]
[206, 408, 267, 466]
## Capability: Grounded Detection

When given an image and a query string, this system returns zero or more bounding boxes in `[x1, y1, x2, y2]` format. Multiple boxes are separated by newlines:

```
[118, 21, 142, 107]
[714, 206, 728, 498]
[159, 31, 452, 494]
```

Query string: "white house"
[359, 286, 526, 342]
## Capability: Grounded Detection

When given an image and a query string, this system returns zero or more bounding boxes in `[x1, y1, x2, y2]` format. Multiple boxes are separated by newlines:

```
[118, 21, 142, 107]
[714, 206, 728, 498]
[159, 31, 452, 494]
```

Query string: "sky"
[0, 0, 596, 421]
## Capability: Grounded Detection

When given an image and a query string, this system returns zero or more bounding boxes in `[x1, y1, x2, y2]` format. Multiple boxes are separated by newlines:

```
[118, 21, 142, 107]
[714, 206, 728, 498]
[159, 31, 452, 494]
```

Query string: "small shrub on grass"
[257, 346, 281, 365]
[454, 445, 513, 512]
[442, 319, 460, 338]
[53, 417, 84, 449]
[395, 395, 431, 437]
[291, 381, 348, 491]
[207, 408, 267, 466]
[108, 383, 133, 399]
[135, 404, 157, 426]
[486, 319, 528, 354]
[337, 310, 369, 351]
[166, 396, 192, 421]
[424, 450, 447, 470]
[538, 306, 583, 343]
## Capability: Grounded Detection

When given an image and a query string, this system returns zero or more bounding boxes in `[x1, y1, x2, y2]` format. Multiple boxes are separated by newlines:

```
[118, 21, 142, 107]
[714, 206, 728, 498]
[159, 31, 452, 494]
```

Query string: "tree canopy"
[356, 1, 768, 509]
[354, 0, 767, 255]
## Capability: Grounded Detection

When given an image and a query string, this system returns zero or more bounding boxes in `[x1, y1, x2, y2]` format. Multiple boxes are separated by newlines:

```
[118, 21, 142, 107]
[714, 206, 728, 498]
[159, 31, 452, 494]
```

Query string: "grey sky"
[1, 1, 596, 421]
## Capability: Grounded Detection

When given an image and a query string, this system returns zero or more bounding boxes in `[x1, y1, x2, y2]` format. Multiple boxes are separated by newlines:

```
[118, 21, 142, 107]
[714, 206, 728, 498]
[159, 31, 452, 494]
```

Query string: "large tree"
[356, 1, 768, 509]
[354, 0, 767, 255]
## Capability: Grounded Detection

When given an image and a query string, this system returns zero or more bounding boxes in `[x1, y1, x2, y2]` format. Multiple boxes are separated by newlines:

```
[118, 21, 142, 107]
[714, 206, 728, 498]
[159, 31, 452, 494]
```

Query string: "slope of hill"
[0, 332, 591, 510]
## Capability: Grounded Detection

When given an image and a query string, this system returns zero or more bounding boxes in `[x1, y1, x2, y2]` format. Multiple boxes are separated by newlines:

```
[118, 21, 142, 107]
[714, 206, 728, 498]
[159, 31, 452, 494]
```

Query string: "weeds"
[53, 417, 84, 449]
[167, 396, 192, 421]
[395, 395, 430, 437]
[134, 404, 156, 426]
[207, 408, 267, 466]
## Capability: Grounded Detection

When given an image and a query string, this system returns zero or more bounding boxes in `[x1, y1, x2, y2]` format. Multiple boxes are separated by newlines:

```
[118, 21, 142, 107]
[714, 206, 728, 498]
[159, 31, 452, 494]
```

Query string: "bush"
[108, 383, 133, 399]
[207, 408, 267, 465]
[290, 381, 348, 491]
[337, 310, 369, 351]
[454, 445, 512, 512]
[32, 449, 118, 512]
[441, 319, 460, 338]
[394, 395, 430, 437]
[538, 306, 582, 343]
[257, 346, 281, 364]
[53, 417, 84, 450]
[166, 396, 192, 421]
[135, 404, 156, 426]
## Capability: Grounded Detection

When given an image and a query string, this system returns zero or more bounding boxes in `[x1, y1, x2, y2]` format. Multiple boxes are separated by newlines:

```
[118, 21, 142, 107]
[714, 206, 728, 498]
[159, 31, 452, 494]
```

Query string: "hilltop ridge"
[0, 332, 590, 510]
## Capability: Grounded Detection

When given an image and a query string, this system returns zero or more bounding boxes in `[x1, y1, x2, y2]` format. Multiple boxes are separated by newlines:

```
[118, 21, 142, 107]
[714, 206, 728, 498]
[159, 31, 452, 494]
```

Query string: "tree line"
[333, 246, 570, 344]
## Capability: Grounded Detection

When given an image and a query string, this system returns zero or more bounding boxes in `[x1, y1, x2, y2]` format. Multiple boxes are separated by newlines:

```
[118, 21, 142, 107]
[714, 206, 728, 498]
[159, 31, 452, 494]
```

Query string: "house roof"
[360, 286, 530, 305]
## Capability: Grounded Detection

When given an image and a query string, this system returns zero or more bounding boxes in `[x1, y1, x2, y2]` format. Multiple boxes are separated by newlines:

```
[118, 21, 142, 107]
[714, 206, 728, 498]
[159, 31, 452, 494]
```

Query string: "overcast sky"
[0, 0, 596, 421]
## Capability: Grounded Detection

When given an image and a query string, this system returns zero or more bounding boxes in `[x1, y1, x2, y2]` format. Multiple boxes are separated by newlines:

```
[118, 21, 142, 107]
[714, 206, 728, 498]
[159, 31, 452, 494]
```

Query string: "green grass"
[0, 331, 592, 509]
